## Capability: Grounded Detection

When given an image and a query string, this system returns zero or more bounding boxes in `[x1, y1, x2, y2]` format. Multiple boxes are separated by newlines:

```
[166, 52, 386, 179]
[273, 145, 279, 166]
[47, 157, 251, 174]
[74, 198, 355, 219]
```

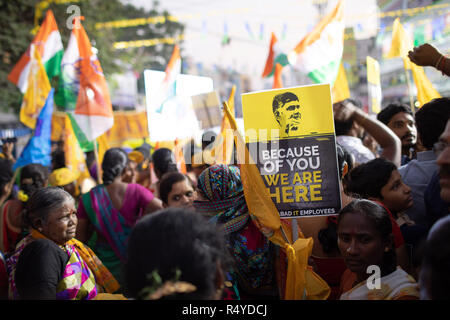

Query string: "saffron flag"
[155, 45, 181, 113]
[387, 18, 440, 107]
[59, 16, 114, 142]
[19, 46, 51, 129]
[262, 32, 289, 78]
[222, 101, 330, 300]
[273, 63, 284, 89]
[288, 0, 345, 84]
[13, 89, 54, 171]
[8, 10, 63, 93]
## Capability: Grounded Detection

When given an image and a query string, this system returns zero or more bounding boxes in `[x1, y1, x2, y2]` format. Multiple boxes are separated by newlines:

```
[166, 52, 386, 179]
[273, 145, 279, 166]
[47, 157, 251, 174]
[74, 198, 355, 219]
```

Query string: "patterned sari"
[194, 165, 278, 298]
[7, 229, 119, 300]
[339, 267, 419, 300]
[81, 185, 132, 283]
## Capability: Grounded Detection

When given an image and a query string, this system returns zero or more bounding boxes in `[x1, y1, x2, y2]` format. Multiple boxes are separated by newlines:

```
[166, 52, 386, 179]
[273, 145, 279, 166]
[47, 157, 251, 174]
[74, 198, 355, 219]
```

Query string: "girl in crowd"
[76, 148, 163, 286]
[343, 158, 427, 276]
[1, 163, 48, 254]
[159, 171, 196, 209]
[193, 164, 278, 299]
[7, 187, 120, 300]
[337, 199, 419, 300]
[125, 208, 231, 299]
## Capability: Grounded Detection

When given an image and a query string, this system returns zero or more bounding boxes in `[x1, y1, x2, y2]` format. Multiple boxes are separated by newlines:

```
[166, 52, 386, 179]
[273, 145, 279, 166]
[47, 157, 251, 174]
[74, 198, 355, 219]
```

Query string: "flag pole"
[93, 138, 102, 184]
[403, 61, 415, 116]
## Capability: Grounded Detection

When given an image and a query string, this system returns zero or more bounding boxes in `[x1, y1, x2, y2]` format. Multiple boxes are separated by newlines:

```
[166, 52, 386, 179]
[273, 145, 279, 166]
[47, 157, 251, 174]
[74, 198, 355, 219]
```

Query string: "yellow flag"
[20, 46, 51, 129]
[213, 85, 236, 164]
[222, 101, 330, 300]
[96, 133, 110, 183]
[63, 114, 90, 188]
[411, 63, 441, 107]
[331, 62, 350, 103]
[387, 18, 440, 107]
[366, 56, 382, 114]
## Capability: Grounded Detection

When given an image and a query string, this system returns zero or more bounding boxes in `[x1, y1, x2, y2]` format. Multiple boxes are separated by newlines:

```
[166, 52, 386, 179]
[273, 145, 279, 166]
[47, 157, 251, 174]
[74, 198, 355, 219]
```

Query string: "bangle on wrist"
[438, 56, 447, 75]
[435, 54, 444, 69]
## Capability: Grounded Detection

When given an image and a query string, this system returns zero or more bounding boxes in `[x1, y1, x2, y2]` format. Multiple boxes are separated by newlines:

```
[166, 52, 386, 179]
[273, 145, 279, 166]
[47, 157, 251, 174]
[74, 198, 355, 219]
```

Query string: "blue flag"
[13, 88, 54, 171]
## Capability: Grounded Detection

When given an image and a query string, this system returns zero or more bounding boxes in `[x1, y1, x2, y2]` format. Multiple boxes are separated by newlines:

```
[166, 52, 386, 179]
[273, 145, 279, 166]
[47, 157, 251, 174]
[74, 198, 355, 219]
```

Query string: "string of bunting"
[113, 34, 184, 50]
[93, 2, 449, 30]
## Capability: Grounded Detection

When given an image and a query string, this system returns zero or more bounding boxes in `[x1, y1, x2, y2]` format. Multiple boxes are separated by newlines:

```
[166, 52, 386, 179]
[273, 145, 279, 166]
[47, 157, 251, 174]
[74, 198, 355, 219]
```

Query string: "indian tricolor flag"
[60, 16, 113, 142]
[262, 32, 289, 78]
[288, 0, 345, 84]
[8, 10, 63, 93]
[155, 45, 181, 113]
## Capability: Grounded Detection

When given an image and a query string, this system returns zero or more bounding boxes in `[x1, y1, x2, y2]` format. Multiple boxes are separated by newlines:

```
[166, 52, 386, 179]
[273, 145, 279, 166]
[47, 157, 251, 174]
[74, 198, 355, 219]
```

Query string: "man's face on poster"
[276, 99, 301, 136]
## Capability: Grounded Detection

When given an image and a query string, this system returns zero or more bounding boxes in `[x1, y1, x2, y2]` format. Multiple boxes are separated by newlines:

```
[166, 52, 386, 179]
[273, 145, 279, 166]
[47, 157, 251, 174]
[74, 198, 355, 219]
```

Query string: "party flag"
[262, 32, 289, 78]
[212, 85, 236, 164]
[221, 101, 330, 300]
[331, 62, 350, 103]
[19, 46, 51, 129]
[387, 18, 440, 107]
[14, 89, 54, 171]
[155, 44, 181, 113]
[273, 63, 284, 89]
[288, 0, 345, 84]
[8, 10, 63, 93]
[59, 16, 114, 142]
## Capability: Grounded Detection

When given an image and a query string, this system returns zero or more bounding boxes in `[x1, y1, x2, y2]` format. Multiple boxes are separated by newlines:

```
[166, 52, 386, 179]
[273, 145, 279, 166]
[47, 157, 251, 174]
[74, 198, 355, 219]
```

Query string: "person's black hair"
[272, 92, 299, 124]
[377, 103, 413, 125]
[0, 158, 13, 196]
[51, 148, 66, 171]
[23, 186, 73, 230]
[343, 158, 396, 200]
[159, 172, 194, 205]
[125, 208, 232, 299]
[102, 148, 129, 185]
[333, 99, 363, 136]
[152, 148, 178, 179]
[414, 97, 450, 150]
[421, 216, 450, 299]
[318, 217, 339, 255]
[202, 131, 217, 151]
[338, 199, 397, 273]
[20, 163, 49, 202]
[336, 143, 354, 180]
[334, 118, 354, 136]
[318, 144, 356, 254]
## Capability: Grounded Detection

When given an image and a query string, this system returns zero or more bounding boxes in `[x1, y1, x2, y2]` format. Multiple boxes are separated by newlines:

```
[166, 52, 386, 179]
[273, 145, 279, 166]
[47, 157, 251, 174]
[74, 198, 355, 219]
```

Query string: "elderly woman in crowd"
[7, 187, 120, 300]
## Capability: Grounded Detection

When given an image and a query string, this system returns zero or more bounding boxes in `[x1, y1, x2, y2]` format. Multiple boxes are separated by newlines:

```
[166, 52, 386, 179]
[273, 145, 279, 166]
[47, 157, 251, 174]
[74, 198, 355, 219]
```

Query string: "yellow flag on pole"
[213, 85, 236, 165]
[387, 18, 440, 107]
[331, 62, 350, 103]
[222, 101, 330, 300]
[20, 46, 51, 129]
[63, 114, 90, 187]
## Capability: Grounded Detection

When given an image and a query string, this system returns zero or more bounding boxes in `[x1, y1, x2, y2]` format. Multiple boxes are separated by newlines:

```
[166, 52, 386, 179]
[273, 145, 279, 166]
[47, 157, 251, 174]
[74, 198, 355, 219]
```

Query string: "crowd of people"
[0, 43, 449, 301]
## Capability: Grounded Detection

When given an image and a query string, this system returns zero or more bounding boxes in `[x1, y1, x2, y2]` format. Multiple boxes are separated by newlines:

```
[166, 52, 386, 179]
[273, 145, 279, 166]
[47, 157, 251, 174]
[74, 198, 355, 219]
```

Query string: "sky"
[122, 0, 380, 76]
